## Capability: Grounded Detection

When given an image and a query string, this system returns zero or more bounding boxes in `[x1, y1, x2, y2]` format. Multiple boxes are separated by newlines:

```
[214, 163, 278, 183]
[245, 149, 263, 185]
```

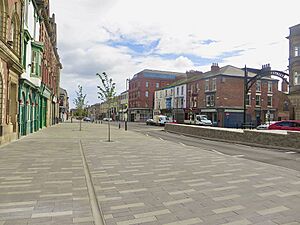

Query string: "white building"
[19, 0, 44, 136]
[174, 83, 187, 109]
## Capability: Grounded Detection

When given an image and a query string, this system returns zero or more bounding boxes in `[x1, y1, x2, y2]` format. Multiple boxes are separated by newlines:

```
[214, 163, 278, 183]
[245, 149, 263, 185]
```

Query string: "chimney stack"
[211, 63, 220, 72]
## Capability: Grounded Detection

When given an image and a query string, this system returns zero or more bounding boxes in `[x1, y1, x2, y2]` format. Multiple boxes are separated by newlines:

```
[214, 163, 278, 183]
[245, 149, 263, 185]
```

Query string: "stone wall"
[165, 124, 300, 150]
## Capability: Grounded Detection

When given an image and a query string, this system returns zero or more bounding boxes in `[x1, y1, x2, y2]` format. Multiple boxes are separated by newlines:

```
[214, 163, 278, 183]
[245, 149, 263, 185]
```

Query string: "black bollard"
[125, 121, 127, 131]
[119, 123, 121, 129]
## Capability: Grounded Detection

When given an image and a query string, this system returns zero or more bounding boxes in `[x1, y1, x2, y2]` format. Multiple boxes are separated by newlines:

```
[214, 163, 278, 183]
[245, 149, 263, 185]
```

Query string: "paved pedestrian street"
[0, 122, 299, 225]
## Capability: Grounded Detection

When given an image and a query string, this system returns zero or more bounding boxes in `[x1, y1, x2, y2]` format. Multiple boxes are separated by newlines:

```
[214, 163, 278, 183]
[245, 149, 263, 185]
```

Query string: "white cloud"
[51, 0, 299, 107]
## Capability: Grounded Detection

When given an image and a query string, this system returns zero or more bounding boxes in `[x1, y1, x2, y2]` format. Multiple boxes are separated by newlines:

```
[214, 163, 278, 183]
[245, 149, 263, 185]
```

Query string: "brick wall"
[165, 123, 300, 150]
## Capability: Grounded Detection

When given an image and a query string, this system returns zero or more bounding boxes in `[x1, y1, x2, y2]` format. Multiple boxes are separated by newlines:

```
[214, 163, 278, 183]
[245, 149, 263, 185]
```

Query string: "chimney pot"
[211, 63, 220, 72]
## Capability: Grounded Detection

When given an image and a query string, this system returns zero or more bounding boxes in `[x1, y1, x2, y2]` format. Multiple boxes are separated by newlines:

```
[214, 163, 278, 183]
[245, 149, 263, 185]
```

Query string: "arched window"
[0, 0, 8, 40]
[9, 13, 20, 54]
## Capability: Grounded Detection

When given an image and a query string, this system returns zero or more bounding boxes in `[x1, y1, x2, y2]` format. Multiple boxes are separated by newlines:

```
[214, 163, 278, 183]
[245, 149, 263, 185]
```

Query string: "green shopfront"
[19, 83, 50, 136]
[19, 79, 39, 136]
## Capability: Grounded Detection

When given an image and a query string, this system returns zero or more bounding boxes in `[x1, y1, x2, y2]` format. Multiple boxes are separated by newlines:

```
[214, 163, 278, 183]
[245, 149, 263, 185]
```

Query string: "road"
[117, 122, 300, 172]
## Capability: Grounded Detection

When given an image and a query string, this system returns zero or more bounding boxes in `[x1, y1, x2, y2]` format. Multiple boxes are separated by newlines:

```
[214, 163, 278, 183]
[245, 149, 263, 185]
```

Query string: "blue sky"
[51, 0, 300, 107]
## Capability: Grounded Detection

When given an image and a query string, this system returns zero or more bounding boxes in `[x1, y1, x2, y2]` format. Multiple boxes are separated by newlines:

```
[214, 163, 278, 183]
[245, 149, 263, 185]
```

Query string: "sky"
[50, 0, 300, 108]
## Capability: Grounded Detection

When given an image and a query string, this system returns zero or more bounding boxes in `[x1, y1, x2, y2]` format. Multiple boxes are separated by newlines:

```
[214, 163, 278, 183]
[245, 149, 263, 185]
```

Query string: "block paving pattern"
[0, 122, 299, 225]
[83, 125, 300, 225]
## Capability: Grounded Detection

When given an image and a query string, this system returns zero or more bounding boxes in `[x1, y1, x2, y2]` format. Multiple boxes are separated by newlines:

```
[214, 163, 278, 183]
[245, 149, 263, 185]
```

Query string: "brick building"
[128, 69, 185, 122]
[190, 64, 286, 127]
[155, 64, 289, 128]
[37, 0, 62, 126]
[287, 23, 300, 119]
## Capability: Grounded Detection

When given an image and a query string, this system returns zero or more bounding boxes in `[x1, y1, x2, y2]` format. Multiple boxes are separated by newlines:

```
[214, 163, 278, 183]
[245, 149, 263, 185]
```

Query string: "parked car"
[256, 121, 277, 130]
[83, 117, 91, 122]
[103, 118, 112, 121]
[268, 120, 300, 131]
[146, 118, 155, 125]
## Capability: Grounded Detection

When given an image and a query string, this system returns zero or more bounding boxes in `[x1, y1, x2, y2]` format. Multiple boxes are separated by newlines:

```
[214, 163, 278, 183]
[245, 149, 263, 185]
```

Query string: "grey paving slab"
[0, 122, 299, 225]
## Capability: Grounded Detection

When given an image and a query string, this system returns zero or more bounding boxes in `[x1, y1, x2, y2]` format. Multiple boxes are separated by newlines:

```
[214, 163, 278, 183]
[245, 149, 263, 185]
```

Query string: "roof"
[132, 69, 186, 80]
[187, 65, 277, 82]
[142, 69, 186, 77]
[157, 65, 278, 91]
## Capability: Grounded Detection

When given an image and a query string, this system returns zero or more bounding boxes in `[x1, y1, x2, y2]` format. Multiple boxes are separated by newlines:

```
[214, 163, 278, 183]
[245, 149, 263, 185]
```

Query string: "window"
[294, 71, 300, 85]
[196, 83, 199, 91]
[205, 80, 209, 91]
[255, 95, 260, 106]
[31, 51, 39, 75]
[145, 91, 148, 97]
[283, 101, 289, 111]
[24, 0, 29, 25]
[206, 95, 215, 107]
[267, 81, 272, 92]
[256, 80, 261, 92]
[212, 78, 216, 91]
[177, 87, 179, 95]
[181, 86, 184, 95]
[156, 83, 159, 88]
[277, 121, 291, 127]
[210, 95, 215, 106]
[165, 90, 167, 96]
[146, 81, 149, 88]
[267, 96, 272, 107]
[245, 93, 251, 106]
[193, 97, 197, 107]
[180, 98, 184, 107]
[294, 45, 300, 57]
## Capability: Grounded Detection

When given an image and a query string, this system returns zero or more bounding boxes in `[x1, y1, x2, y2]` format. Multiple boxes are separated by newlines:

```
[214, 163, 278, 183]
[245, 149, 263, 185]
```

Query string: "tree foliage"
[73, 85, 88, 118]
[96, 72, 116, 102]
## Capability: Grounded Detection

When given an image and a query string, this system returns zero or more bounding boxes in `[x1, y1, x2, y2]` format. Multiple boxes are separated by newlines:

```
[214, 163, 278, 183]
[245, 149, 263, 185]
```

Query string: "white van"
[195, 115, 212, 126]
[153, 115, 168, 126]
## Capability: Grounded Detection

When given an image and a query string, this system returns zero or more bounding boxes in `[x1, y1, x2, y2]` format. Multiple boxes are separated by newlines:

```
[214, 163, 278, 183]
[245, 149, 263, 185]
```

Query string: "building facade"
[287, 23, 300, 119]
[59, 87, 69, 122]
[19, 0, 43, 136]
[0, 0, 23, 143]
[128, 69, 185, 122]
[155, 64, 288, 128]
[37, 0, 61, 127]
[118, 90, 128, 121]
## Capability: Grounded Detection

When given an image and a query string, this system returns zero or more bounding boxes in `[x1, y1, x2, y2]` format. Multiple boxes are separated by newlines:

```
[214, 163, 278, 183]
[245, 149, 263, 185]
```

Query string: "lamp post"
[243, 65, 248, 127]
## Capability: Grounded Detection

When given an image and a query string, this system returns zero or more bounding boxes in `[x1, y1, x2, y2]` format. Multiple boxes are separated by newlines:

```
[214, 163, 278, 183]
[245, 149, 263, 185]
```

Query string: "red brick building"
[37, 0, 62, 126]
[128, 69, 185, 121]
[186, 64, 288, 127]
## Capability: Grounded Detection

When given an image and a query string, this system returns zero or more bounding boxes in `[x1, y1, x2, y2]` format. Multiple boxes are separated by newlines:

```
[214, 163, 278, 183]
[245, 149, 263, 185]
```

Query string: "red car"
[268, 120, 300, 131]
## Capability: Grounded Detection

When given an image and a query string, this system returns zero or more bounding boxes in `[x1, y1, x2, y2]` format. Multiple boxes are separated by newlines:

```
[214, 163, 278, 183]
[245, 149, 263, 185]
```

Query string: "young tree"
[73, 85, 88, 131]
[96, 72, 116, 142]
